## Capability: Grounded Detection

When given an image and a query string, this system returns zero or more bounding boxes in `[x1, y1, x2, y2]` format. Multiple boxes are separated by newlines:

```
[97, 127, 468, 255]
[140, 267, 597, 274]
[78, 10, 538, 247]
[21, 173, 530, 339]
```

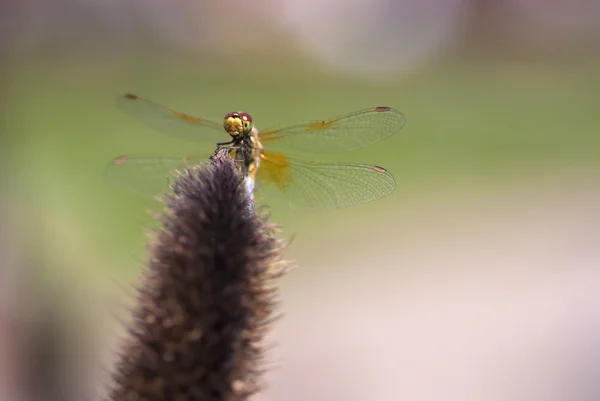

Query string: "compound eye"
[239, 112, 253, 123]
[224, 112, 236, 120]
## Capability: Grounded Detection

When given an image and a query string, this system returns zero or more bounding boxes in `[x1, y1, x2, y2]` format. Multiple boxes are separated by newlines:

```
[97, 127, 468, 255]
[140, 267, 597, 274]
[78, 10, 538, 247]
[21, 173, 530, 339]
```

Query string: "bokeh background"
[1, 0, 600, 400]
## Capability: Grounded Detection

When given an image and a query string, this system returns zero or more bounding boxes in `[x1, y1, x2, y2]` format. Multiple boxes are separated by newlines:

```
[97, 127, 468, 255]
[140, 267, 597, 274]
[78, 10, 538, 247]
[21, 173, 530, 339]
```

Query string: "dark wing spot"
[113, 155, 128, 165]
[373, 166, 388, 173]
[375, 106, 391, 112]
[123, 93, 138, 100]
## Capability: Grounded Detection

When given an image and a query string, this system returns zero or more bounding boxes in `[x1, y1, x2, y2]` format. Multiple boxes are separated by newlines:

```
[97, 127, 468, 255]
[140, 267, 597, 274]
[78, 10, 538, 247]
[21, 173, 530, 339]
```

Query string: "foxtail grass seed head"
[106, 151, 287, 401]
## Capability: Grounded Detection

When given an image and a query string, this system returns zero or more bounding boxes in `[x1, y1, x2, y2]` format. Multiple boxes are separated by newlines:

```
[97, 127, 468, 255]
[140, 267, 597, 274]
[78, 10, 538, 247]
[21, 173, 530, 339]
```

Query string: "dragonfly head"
[224, 111, 253, 138]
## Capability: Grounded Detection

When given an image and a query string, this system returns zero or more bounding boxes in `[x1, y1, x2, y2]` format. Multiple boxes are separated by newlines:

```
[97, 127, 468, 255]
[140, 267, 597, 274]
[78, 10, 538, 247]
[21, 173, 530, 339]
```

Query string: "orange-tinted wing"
[116, 94, 226, 142]
[257, 150, 395, 209]
[258, 106, 405, 154]
[104, 155, 204, 197]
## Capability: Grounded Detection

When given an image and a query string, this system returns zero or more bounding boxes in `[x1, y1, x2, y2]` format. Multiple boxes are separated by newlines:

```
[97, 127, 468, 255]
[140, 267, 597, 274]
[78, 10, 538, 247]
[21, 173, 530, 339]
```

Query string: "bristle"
[105, 152, 287, 401]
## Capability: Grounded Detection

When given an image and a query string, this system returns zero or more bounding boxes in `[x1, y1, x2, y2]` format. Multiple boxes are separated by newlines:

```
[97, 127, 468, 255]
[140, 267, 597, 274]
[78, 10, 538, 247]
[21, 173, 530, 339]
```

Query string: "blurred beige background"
[1, 0, 599, 400]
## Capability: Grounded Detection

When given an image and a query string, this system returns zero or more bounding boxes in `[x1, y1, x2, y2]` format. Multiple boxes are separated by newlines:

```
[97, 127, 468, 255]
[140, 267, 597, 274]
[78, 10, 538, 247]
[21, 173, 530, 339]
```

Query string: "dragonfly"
[105, 93, 406, 210]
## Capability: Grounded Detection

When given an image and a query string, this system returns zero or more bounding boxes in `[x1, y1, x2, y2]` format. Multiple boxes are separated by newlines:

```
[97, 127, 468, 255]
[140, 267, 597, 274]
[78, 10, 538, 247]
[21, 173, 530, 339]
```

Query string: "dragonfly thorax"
[223, 111, 253, 138]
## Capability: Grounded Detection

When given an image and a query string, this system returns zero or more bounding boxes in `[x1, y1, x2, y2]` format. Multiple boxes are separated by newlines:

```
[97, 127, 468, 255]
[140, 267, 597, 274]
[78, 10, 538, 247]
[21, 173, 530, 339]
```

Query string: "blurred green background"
[1, 1, 600, 400]
[4, 52, 599, 280]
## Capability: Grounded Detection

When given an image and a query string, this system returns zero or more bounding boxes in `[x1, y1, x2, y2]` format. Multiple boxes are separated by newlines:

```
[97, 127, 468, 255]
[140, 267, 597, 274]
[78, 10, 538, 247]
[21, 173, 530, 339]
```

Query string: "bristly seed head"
[105, 151, 288, 401]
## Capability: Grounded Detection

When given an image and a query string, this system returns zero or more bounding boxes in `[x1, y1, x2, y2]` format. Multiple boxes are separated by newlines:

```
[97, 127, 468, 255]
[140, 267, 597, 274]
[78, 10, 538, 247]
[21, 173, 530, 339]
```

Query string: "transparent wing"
[116, 94, 226, 142]
[257, 151, 396, 210]
[104, 155, 202, 197]
[258, 106, 406, 154]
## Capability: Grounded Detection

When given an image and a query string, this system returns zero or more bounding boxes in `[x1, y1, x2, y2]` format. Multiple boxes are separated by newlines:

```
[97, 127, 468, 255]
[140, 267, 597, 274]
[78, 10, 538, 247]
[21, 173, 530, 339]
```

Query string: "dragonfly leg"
[211, 144, 245, 166]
